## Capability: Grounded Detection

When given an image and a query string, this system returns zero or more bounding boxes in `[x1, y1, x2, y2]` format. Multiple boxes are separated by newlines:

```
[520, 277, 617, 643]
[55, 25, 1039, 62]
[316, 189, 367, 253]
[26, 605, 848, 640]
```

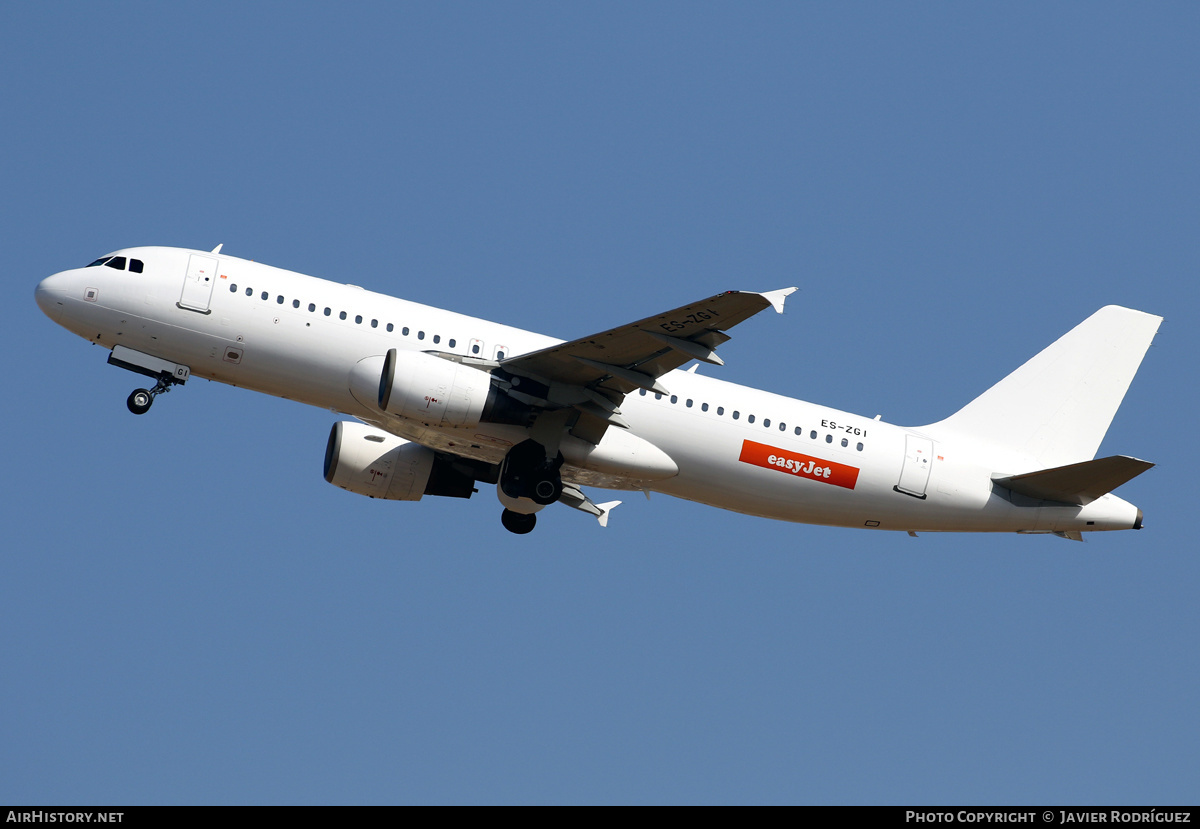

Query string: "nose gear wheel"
[124, 373, 176, 415]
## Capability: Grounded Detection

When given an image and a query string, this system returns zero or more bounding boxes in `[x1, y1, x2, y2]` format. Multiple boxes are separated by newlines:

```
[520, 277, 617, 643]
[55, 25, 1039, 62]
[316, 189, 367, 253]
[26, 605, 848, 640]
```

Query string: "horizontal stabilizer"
[992, 455, 1154, 506]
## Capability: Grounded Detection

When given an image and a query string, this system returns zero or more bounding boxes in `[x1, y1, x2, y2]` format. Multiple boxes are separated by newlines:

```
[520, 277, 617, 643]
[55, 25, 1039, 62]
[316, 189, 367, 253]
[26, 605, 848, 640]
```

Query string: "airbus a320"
[35, 246, 1161, 538]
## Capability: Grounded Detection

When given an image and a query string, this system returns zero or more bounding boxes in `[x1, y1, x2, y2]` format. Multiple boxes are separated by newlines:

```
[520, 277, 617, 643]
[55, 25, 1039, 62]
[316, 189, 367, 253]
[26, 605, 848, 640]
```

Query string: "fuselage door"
[895, 434, 933, 499]
[179, 254, 218, 312]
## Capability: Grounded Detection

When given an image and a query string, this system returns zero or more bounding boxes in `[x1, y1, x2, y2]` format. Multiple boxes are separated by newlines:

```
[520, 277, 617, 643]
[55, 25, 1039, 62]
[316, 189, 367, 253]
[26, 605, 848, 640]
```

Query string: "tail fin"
[926, 306, 1162, 467]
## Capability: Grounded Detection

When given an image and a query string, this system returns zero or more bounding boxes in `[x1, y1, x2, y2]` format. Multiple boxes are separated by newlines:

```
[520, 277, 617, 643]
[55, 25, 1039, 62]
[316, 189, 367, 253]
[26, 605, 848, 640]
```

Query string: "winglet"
[211, 243, 224, 254]
[760, 287, 797, 314]
[595, 501, 622, 528]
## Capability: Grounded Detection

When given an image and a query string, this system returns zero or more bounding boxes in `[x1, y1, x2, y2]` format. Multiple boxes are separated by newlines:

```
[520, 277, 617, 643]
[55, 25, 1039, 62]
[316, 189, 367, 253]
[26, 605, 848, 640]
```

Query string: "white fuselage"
[35, 246, 1143, 535]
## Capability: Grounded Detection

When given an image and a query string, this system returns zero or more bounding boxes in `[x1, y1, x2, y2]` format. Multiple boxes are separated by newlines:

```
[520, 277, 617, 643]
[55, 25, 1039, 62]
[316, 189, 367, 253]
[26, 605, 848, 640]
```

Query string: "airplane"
[35, 245, 1162, 538]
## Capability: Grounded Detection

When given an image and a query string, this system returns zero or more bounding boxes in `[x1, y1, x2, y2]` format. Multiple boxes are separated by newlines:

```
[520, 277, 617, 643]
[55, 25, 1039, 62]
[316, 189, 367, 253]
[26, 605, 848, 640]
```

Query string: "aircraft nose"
[35, 271, 70, 321]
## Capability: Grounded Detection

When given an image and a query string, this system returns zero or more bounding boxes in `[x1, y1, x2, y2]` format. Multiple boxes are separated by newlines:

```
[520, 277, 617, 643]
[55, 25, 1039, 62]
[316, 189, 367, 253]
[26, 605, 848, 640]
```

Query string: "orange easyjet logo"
[738, 440, 860, 490]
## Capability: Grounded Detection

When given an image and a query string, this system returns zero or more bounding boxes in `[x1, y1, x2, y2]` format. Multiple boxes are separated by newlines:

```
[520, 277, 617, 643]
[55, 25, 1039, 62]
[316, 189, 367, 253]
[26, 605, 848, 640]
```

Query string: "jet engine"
[323, 421, 475, 500]
[376, 348, 529, 428]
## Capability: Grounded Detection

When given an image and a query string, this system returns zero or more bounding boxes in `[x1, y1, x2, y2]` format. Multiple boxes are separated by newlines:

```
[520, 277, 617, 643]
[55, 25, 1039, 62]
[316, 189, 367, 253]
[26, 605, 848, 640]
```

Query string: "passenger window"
[639, 389, 647, 396]
[794, 427, 801, 435]
[229, 284, 237, 293]
[129, 259, 144, 273]
[701, 403, 708, 412]
[670, 395, 678, 404]
[371, 319, 378, 328]
[748, 415, 755, 424]
[246, 287, 253, 296]
[324, 307, 331, 316]
[471, 343, 480, 354]
[841, 438, 849, 447]
[386, 323, 393, 332]
[733, 411, 740, 420]
[261, 291, 268, 300]
[340, 311, 347, 320]
[857, 442, 864, 452]
[810, 430, 817, 439]
[449, 339, 456, 348]
[717, 407, 724, 415]
[355, 315, 362, 324]
[402, 327, 410, 336]
[105, 257, 127, 270]
[763, 418, 770, 427]
[826, 434, 833, 443]
[433, 335, 440, 344]
[309, 303, 316, 312]
[779, 423, 786, 431]
[418, 331, 425, 340]
[686, 399, 693, 407]
[293, 299, 300, 308]
[277, 295, 284, 304]
[497, 351, 506, 360]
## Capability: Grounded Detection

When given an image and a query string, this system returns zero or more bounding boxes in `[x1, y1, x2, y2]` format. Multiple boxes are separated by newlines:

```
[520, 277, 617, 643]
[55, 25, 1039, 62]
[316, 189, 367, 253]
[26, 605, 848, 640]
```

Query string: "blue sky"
[3, 2, 1197, 804]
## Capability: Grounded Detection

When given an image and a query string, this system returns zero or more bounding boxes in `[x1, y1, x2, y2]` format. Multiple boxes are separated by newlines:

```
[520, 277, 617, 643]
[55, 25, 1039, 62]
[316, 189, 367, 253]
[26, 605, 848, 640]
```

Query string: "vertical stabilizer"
[926, 306, 1161, 467]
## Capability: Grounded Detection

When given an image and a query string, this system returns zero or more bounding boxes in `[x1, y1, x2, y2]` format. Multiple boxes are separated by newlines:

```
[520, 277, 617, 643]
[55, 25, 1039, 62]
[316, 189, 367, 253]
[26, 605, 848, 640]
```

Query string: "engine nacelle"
[376, 348, 503, 428]
[323, 421, 474, 500]
[376, 348, 531, 428]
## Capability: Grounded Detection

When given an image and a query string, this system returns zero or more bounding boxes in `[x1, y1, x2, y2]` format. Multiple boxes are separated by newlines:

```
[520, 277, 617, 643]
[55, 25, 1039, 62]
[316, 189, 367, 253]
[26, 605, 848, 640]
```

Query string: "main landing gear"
[500, 509, 538, 534]
[126, 373, 176, 415]
[497, 439, 565, 534]
[499, 439, 564, 506]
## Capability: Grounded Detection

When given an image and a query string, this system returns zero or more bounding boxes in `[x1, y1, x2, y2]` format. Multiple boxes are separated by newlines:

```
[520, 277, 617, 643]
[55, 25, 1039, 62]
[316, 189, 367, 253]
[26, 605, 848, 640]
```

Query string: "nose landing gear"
[125, 373, 177, 415]
[108, 346, 190, 415]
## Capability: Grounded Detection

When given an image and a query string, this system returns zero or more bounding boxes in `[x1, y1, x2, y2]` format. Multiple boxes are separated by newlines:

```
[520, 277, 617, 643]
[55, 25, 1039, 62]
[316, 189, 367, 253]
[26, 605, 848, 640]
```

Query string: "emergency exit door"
[894, 434, 933, 499]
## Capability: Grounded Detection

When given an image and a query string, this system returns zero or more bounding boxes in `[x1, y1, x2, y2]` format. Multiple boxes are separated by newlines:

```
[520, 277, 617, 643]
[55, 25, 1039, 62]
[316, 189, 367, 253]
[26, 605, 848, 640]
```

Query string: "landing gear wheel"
[531, 475, 563, 506]
[500, 440, 566, 505]
[501, 509, 537, 534]
[127, 389, 153, 415]
[124, 373, 176, 415]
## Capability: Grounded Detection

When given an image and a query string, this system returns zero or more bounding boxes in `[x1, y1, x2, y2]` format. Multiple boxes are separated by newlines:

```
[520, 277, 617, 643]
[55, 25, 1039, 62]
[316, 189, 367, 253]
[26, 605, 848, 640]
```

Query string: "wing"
[497, 287, 796, 443]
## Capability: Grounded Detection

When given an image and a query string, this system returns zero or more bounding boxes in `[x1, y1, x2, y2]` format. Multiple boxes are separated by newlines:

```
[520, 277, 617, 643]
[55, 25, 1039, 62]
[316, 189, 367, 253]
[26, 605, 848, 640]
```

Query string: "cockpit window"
[85, 255, 143, 271]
